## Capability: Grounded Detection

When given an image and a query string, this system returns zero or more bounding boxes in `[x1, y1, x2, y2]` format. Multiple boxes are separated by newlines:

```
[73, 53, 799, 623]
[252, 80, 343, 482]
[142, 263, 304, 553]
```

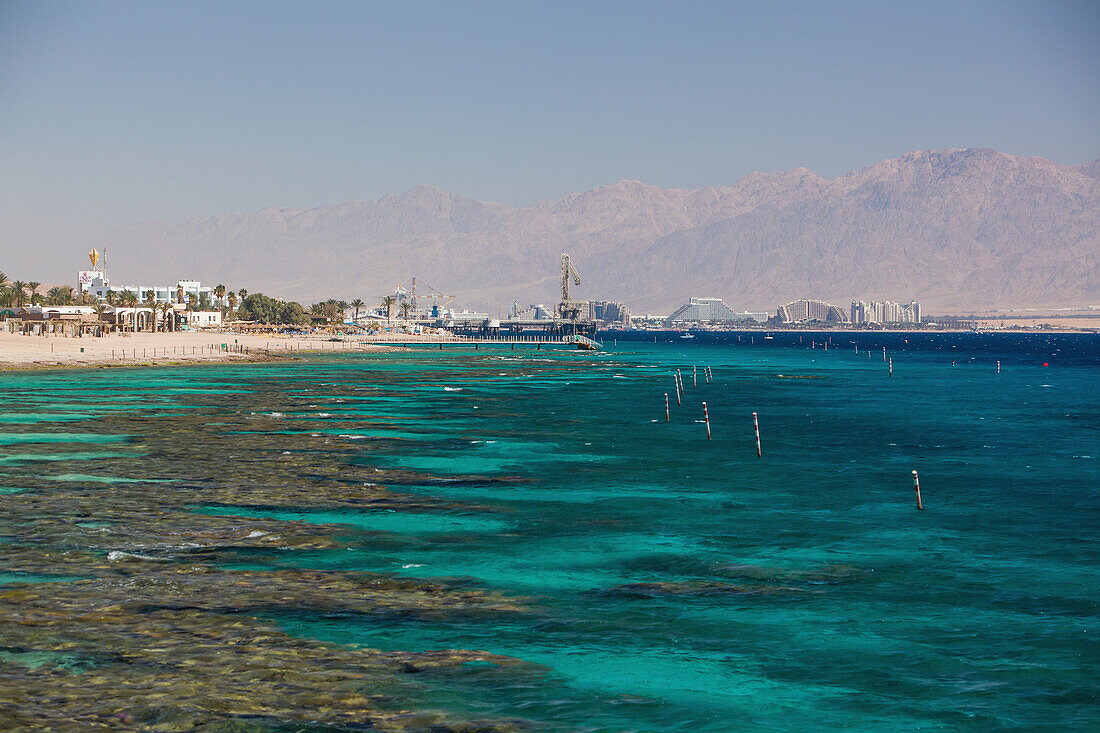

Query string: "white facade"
[77, 271, 218, 306]
[850, 300, 922, 324]
[186, 311, 223, 328]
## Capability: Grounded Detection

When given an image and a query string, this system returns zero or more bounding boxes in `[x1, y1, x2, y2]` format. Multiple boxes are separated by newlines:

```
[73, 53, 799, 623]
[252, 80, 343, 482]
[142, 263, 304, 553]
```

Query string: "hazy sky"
[1, 0, 1098, 274]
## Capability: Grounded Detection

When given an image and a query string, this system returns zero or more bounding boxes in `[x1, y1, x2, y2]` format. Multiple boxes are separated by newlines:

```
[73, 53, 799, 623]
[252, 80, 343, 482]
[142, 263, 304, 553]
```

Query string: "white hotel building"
[77, 271, 218, 305]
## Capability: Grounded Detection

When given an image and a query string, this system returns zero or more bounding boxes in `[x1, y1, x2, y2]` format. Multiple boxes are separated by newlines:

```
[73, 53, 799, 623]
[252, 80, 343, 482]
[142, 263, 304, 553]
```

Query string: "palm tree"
[238, 288, 247, 303]
[157, 301, 174, 332]
[92, 302, 107, 333]
[27, 281, 41, 305]
[10, 281, 27, 307]
[0, 272, 8, 307]
[227, 292, 238, 321]
[214, 284, 226, 319]
[46, 285, 74, 306]
[351, 298, 364, 321]
[399, 301, 413, 321]
[144, 291, 156, 331]
[106, 289, 117, 306]
[176, 285, 184, 304]
[380, 295, 396, 324]
[118, 289, 137, 331]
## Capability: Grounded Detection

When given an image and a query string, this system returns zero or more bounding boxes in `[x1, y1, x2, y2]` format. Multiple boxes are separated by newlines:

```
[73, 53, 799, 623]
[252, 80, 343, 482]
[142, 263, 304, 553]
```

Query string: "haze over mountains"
[92, 148, 1100, 314]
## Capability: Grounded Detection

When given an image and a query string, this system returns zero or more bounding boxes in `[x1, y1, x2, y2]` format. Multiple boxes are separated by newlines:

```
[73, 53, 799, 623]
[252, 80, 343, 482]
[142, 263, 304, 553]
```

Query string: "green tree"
[46, 285, 75, 306]
[399, 301, 413, 321]
[27, 281, 41, 305]
[10, 281, 27, 307]
[351, 298, 364, 320]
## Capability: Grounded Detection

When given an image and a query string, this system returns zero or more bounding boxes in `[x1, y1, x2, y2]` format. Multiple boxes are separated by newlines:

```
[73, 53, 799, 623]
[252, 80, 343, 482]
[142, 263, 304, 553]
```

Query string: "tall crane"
[558, 253, 585, 321]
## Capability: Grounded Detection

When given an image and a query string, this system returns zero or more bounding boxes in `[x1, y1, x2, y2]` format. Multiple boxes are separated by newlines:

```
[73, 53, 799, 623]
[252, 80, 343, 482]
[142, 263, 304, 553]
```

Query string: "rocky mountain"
[92, 148, 1100, 313]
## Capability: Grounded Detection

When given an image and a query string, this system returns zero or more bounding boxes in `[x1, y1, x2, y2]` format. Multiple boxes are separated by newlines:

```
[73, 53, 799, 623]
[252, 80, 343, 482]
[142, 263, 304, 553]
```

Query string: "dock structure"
[372, 334, 601, 350]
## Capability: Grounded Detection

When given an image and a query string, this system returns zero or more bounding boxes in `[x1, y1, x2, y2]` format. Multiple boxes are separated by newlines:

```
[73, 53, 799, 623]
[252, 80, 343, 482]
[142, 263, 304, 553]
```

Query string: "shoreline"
[0, 331, 395, 372]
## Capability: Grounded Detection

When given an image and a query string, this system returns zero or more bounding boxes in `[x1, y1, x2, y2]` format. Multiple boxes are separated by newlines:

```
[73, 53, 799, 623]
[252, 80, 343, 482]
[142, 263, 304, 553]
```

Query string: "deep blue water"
[1, 332, 1098, 730]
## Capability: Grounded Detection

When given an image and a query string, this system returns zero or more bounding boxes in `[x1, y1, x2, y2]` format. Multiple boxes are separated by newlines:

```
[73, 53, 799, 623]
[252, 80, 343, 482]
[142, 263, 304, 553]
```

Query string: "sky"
[1, 0, 1098, 279]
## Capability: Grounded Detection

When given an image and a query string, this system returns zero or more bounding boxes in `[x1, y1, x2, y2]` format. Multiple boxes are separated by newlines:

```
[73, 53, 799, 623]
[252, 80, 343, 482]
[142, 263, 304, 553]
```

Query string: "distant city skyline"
[1, 0, 1098, 284]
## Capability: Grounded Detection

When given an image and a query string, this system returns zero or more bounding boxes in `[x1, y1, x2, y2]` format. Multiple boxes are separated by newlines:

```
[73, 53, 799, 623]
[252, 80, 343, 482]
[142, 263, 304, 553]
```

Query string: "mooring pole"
[753, 412, 762, 457]
[703, 402, 711, 440]
[912, 470, 924, 510]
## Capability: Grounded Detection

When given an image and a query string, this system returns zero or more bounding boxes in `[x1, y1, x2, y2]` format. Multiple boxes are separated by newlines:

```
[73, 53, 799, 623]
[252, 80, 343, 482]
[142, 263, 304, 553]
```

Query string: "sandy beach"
[0, 331, 394, 370]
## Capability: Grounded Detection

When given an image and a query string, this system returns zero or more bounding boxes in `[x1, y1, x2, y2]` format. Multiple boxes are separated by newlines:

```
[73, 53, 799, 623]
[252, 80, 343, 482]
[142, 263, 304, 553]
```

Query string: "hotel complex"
[850, 300, 921, 325]
[77, 270, 218, 305]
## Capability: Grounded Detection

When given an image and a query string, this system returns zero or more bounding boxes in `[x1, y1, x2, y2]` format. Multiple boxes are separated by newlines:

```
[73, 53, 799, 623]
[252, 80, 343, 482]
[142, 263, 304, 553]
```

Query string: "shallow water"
[1, 332, 1097, 730]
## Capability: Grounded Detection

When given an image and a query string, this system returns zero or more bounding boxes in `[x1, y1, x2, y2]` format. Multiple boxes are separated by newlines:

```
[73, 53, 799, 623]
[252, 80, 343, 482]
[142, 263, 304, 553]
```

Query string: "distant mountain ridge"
[93, 148, 1100, 313]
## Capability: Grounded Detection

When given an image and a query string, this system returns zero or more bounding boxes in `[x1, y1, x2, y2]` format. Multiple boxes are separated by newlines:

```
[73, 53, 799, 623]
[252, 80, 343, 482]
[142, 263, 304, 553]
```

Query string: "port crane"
[402, 277, 456, 313]
[558, 253, 585, 321]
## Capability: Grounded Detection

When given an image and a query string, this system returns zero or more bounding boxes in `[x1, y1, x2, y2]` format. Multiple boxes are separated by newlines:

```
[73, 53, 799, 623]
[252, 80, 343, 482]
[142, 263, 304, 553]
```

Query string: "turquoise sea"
[1, 332, 1097, 730]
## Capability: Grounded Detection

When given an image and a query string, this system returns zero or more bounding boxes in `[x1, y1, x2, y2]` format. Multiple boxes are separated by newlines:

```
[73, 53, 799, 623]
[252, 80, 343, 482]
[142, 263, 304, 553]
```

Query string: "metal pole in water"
[997, 360, 1001, 374]
[753, 412, 762, 457]
[665, 393, 670, 422]
[674, 375, 681, 406]
[912, 470, 924, 510]
[889, 358, 893, 378]
[693, 366, 697, 389]
[883, 346, 887, 362]
[703, 402, 711, 439]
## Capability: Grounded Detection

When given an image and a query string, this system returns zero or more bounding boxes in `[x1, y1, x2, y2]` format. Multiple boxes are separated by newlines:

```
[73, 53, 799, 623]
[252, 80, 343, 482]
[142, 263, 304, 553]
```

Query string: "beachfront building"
[2, 304, 185, 335]
[187, 311, 223, 329]
[666, 297, 767, 326]
[588, 300, 632, 327]
[775, 299, 849, 324]
[77, 271, 218, 307]
[850, 300, 922, 324]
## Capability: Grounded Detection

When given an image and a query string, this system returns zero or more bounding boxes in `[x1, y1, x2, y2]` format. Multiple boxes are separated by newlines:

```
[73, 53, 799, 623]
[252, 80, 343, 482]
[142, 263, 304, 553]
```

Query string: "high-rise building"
[849, 300, 922, 324]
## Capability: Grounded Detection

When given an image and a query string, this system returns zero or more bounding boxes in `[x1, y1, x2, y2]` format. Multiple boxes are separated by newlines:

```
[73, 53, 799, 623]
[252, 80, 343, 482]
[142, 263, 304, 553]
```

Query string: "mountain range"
[92, 147, 1100, 314]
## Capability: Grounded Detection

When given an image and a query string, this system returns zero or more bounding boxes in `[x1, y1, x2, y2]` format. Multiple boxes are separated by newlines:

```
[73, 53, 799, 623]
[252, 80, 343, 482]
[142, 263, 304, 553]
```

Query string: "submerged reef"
[0, 372, 535, 731]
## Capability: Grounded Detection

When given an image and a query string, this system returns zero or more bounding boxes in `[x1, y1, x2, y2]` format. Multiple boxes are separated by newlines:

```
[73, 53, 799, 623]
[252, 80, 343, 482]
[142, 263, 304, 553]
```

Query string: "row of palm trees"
[0, 272, 73, 307]
[305, 296, 416, 324]
[378, 295, 414, 321]
[2, 270, 422, 327]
